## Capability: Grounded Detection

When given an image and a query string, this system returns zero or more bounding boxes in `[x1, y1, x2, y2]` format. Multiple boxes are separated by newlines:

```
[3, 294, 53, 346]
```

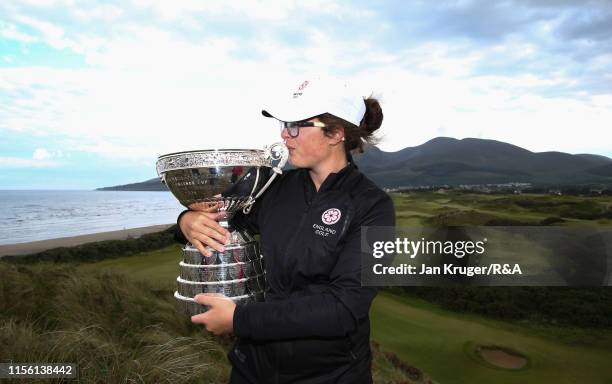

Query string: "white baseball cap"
[262, 75, 367, 127]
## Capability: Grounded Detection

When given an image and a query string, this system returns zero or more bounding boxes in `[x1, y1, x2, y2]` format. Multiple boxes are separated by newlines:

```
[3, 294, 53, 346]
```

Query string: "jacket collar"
[300, 161, 357, 202]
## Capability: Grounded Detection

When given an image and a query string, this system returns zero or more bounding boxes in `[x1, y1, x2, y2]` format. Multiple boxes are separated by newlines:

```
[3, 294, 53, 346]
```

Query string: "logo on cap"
[322, 208, 341, 225]
[293, 80, 309, 99]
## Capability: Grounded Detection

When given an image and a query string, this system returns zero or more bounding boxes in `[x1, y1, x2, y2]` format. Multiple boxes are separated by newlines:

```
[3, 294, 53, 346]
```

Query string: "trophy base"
[174, 291, 265, 316]
[181, 229, 261, 265]
[176, 274, 266, 297]
[179, 258, 264, 281]
[175, 229, 266, 316]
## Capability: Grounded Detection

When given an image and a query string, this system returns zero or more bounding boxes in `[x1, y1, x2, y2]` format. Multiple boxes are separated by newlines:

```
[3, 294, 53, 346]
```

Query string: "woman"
[176, 77, 395, 383]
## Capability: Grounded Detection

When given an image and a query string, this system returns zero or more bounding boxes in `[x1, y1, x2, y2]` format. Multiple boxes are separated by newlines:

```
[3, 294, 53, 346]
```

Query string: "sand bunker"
[477, 345, 528, 370]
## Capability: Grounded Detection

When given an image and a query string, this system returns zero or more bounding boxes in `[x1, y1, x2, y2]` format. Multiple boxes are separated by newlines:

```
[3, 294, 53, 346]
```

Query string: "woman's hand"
[191, 293, 236, 336]
[179, 201, 231, 257]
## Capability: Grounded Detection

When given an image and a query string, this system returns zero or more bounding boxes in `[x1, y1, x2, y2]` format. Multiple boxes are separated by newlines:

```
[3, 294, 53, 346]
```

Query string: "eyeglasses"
[280, 120, 326, 138]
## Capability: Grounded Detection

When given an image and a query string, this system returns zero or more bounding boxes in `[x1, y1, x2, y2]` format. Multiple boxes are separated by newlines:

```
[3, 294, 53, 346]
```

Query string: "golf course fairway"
[371, 291, 612, 384]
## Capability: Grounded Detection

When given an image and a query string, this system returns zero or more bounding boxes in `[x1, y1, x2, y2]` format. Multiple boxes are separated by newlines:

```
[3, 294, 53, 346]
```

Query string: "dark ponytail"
[319, 96, 383, 153]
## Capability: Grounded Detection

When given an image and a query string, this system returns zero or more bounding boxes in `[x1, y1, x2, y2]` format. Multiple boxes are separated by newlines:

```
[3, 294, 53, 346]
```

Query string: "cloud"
[71, 4, 124, 22]
[0, 146, 68, 168]
[0, 0, 610, 169]
[32, 148, 51, 160]
[13, 14, 68, 49]
[129, 0, 367, 22]
[0, 21, 38, 43]
[555, 1, 612, 42]
[0, 156, 62, 168]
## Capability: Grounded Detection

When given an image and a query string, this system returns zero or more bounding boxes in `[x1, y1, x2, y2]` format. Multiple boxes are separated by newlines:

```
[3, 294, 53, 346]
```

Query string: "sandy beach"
[0, 224, 174, 257]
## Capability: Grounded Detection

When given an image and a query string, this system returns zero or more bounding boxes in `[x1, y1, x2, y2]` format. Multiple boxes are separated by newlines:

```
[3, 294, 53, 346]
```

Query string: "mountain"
[353, 137, 612, 187]
[97, 178, 168, 191]
[97, 137, 612, 190]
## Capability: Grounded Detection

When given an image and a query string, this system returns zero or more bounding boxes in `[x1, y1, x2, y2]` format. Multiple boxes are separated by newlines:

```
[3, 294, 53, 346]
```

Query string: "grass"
[391, 191, 612, 226]
[76, 245, 612, 384]
[78, 244, 183, 288]
[380, 192, 612, 383]
[0, 262, 231, 383]
[3, 191, 612, 383]
[1, 257, 421, 383]
[371, 292, 612, 384]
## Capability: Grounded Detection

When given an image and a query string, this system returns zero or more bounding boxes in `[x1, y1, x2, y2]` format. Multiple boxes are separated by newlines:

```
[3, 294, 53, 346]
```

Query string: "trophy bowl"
[156, 143, 287, 317]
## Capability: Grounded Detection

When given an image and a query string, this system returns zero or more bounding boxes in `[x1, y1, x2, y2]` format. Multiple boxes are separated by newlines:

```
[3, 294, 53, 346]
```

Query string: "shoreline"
[0, 224, 174, 257]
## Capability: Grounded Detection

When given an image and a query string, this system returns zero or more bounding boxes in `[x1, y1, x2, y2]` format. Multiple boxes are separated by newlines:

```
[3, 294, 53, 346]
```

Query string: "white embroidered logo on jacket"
[321, 208, 342, 225]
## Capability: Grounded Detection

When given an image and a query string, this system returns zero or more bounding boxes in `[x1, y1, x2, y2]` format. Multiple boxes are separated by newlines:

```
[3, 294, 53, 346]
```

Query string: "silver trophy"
[156, 142, 288, 316]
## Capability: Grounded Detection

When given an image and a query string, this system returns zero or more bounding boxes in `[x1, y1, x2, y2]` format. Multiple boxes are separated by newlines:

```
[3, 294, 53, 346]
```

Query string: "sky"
[1, 0, 611, 189]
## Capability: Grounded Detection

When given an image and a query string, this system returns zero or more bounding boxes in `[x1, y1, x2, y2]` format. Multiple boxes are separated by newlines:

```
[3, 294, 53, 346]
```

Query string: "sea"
[0, 190, 185, 245]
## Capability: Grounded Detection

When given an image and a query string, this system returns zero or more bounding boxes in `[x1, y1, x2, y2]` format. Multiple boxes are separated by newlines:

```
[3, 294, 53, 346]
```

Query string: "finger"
[194, 294, 217, 306]
[194, 293, 230, 306]
[193, 212, 231, 238]
[205, 213, 231, 238]
[191, 312, 209, 324]
[192, 218, 226, 238]
[191, 238, 212, 257]
[202, 292, 227, 298]
[189, 201, 223, 213]
[193, 222, 231, 245]
[192, 233, 225, 253]
[204, 201, 224, 213]
[182, 215, 229, 250]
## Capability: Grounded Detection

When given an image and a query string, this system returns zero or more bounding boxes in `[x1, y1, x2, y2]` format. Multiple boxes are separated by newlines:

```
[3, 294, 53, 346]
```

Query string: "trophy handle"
[266, 141, 289, 175]
[156, 162, 167, 185]
[242, 142, 288, 214]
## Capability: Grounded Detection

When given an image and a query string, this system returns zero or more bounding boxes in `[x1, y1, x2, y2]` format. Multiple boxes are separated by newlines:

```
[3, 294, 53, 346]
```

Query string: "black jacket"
[177, 163, 395, 383]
